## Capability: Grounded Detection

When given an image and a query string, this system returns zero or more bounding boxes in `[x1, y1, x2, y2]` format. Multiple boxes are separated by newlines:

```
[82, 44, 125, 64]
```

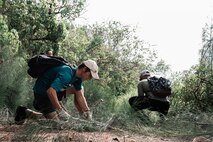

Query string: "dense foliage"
[0, 0, 212, 120]
[0, 0, 163, 109]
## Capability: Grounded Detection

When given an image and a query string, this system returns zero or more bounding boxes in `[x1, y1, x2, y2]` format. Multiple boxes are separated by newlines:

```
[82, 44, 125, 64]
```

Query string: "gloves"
[57, 108, 70, 121]
[80, 110, 93, 121]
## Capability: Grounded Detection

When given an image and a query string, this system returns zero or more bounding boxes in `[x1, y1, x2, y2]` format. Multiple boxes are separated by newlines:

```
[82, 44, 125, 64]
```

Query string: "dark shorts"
[129, 96, 170, 115]
[33, 91, 66, 115]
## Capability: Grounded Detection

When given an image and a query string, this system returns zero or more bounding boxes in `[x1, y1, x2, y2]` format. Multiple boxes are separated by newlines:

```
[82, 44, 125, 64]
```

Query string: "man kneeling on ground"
[129, 70, 170, 117]
[15, 59, 99, 124]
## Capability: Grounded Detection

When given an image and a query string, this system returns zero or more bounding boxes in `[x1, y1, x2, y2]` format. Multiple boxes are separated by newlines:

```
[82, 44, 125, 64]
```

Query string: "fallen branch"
[194, 122, 213, 126]
[33, 115, 126, 133]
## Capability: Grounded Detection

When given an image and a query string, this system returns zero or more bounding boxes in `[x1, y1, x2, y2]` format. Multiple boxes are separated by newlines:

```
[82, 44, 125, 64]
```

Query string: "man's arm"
[65, 87, 89, 112]
[138, 81, 145, 97]
[74, 89, 90, 113]
[47, 87, 71, 120]
[47, 87, 62, 111]
[74, 89, 92, 120]
[65, 87, 92, 120]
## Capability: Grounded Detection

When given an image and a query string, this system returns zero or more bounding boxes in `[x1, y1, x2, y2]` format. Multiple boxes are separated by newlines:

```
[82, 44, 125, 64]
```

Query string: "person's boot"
[14, 106, 28, 125]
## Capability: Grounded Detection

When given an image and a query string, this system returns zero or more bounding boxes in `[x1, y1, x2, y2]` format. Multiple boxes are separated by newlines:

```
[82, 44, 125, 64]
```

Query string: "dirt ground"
[0, 123, 201, 142]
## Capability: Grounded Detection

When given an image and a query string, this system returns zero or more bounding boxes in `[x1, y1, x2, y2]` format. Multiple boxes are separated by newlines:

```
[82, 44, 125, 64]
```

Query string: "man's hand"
[57, 108, 70, 121]
[80, 110, 93, 121]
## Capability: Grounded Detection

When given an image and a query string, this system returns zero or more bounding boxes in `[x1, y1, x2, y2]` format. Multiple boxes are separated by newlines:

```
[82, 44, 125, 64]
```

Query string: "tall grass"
[1, 82, 212, 140]
[107, 89, 213, 138]
[62, 84, 213, 138]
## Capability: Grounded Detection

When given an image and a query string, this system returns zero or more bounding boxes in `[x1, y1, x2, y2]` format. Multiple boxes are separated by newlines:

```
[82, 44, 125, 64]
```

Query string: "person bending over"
[15, 59, 99, 124]
[129, 70, 170, 116]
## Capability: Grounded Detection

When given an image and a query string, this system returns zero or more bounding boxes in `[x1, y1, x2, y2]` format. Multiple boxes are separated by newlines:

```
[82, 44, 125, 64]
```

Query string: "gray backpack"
[147, 76, 172, 97]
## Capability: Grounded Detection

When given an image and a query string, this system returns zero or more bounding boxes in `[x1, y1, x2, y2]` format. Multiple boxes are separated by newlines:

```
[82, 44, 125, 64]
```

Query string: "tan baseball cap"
[83, 59, 99, 79]
[140, 70, 151, 77]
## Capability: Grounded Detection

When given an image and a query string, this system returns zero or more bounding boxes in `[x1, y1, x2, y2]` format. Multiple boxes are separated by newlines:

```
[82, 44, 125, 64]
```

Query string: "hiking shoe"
[14, 106, 27, 125]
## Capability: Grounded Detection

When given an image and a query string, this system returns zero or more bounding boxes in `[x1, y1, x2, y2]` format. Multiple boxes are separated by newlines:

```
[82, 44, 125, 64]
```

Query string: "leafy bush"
[0, 15, 33, 110]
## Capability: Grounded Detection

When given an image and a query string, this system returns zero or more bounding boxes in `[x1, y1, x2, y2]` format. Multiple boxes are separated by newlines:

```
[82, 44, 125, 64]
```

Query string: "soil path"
[0, 124, 195, 142]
